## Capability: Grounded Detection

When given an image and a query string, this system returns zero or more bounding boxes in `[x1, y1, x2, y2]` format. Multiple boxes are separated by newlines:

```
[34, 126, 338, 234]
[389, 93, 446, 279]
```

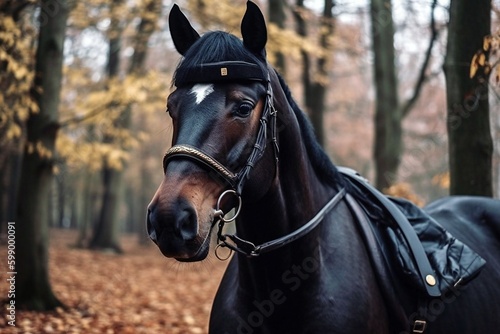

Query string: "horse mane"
[274, 71, 384, 216]
[274, 72, 344, 187]
[173, 31, 263, 86]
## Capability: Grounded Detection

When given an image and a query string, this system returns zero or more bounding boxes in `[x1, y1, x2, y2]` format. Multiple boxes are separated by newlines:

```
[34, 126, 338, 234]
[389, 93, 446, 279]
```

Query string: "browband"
[175, 61, 267, 86]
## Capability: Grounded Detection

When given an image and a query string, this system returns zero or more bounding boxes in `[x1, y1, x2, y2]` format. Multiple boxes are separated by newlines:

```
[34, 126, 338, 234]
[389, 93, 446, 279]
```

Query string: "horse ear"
[241, 1, 267, 57]
[169, 4, 200, 56]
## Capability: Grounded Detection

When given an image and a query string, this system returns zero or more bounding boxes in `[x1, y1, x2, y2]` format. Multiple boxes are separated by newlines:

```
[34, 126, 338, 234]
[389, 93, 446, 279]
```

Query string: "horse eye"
[235, 102, 254, 117]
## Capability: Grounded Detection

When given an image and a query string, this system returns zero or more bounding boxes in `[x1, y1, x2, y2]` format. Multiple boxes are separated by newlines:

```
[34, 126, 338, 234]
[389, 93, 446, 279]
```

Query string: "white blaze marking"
[190, 84, 214, 104]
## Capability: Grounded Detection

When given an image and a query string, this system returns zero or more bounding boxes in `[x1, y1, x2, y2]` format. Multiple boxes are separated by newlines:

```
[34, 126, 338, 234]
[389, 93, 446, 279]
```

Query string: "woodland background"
[0, 0, 500, 332]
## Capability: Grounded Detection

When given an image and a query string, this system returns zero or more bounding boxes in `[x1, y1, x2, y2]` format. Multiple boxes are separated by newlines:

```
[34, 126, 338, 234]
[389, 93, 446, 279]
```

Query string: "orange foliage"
[383, 182, 425, 207]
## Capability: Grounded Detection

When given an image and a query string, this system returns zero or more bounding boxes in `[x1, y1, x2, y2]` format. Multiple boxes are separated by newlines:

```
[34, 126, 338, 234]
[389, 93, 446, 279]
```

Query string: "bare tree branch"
[59, 104, 111, 128]
[400, 0, 439, 118]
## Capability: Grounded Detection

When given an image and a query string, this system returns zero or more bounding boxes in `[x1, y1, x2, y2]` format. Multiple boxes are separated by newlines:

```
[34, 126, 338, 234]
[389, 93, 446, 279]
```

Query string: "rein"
[163, 60, 343, 259]
[214, 188, 346, 258]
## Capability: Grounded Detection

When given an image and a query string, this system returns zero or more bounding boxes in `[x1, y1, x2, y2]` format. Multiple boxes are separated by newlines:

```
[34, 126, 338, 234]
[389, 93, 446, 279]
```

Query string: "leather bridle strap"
[217, 187, 346, 257]
[232, 82, 277, 195]
[164, 145, 238, 188]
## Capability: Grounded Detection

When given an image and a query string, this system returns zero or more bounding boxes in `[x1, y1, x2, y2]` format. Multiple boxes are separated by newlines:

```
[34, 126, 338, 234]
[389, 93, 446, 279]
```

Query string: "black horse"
[147, 2, 500, 333]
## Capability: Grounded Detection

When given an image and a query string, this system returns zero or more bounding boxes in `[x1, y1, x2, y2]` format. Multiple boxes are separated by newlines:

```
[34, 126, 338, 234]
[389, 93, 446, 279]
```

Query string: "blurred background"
[0, 0, 499, 331]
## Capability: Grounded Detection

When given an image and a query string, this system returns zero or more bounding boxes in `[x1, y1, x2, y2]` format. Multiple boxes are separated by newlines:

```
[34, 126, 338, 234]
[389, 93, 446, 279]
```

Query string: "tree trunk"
[90, 0, 159, 251]
[269, 0, 286, 74]
[90, 166, 125, 251]
[444, 0, 493, 196]
[0, 145, 23, 235]
[89, 0, 125, 252]
[0, 1, 33, 236]
[370, 0, 401, 190]
[294, 0, 335, 147]
[15, 0, 69, 310]
[76, 170, 97, 247]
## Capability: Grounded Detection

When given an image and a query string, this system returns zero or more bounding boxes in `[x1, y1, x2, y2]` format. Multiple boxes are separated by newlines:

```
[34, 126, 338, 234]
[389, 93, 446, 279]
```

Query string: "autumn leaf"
[432, 172, 450, 190]
[483, 35, 491, 51]
[0, 12, 36, 144]
[478, 53, 486, 66]
[470, 53, 479, 78]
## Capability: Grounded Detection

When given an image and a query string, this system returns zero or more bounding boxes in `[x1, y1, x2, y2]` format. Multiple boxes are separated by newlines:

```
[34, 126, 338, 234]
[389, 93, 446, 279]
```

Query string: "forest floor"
[0, 229, 228, 334]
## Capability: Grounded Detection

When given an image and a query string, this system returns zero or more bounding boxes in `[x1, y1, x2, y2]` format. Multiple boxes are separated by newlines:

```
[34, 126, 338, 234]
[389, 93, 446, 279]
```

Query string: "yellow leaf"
[469, 60, 478, 79]
[13, 65, 29, 80]
[478, 53, 485, 66]
[484, 64, 491, 75]
[483, 35, 491, 51]
[6, 124, 22, 139]
[27, 142, 35, 154]
[432, 172, 450, 189]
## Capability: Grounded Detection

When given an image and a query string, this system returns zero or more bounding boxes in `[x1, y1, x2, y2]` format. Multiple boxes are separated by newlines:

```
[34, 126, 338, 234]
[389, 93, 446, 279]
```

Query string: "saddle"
[338, 167, 486, 333]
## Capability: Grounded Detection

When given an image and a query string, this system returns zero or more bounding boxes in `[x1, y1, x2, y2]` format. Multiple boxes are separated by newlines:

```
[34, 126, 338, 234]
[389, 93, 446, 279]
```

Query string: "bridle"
[165, 61, 279, 196]
[163, 60, 345, 259]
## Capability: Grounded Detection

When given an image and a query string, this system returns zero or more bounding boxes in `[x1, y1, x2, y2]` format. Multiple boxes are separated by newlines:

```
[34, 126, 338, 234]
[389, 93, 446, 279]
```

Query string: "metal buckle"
[225, 234, 258, 257]
[412, 319, 427, 333]
[215, 243, 232, 261]
[215, 190, 242, 223]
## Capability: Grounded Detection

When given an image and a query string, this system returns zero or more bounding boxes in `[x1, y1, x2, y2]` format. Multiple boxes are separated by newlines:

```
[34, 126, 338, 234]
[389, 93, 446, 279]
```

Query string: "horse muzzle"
[147, 196, 211, 262]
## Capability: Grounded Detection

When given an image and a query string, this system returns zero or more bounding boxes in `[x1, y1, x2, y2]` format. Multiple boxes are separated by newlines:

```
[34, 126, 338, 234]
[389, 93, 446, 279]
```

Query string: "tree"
[89, 0, 161, 251]
[0, 0, 36, 235]
[268, 0, 286, 74]
[294, 0, 335, 147]
[370, 0, 439, 190]
[89, 0, 126, 253]
[370, 0, 400, 190]
[444, 0, 493, 196]
[15, 0, 70, 310]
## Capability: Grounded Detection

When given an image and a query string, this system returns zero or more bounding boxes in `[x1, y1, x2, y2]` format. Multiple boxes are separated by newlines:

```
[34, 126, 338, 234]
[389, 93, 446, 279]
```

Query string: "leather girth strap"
[344, 192, 410, 333]
[338, 167, 441, 298]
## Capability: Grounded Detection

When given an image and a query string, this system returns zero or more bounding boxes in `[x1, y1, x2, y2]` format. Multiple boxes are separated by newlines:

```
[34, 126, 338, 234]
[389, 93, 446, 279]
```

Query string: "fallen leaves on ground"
[0, 229, 228, 334]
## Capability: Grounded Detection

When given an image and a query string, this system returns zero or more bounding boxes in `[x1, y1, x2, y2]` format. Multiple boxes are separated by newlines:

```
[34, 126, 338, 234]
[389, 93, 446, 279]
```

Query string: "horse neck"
[234, 93, 339, 291]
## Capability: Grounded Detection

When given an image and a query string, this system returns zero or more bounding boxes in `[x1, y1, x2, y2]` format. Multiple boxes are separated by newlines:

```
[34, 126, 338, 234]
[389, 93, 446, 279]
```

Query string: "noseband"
[163, 60, 345, 259]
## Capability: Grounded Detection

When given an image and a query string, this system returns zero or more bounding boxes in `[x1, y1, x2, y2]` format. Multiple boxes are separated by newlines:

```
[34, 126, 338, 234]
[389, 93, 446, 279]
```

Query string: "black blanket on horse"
[389, 196, 485, 294]
[339, 168, 486, 298]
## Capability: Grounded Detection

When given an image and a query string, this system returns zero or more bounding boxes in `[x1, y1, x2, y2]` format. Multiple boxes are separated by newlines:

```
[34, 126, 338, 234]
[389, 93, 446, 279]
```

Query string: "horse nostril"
[146, 208, 158, 244]
[176, 204, 198, 240]
[146, 199, 198, 243]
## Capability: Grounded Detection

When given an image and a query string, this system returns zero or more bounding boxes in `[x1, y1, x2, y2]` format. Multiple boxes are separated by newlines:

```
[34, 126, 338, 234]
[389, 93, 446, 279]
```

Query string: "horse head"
[147, 2, 278, 261]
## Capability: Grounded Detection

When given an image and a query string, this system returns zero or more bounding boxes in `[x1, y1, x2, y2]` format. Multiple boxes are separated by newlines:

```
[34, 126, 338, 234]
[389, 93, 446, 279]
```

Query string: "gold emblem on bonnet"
[221, 67, 228, 76]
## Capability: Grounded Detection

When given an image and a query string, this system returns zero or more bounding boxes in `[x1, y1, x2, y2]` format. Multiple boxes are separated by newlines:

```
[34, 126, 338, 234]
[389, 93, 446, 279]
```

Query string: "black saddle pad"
[387, 196, 485, 294]
[339, 167, 486, 296]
